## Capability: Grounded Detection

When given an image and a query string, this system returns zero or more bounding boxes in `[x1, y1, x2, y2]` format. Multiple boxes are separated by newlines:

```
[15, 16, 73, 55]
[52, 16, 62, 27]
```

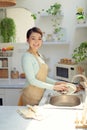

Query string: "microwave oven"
[55, 63, 79, 82]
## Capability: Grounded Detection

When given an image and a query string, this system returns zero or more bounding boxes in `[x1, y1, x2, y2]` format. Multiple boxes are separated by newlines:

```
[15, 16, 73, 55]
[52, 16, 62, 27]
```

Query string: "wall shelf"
[76, 23, 87, 28]
[43, 41, 69, 45]
[40, 12, 64, 18]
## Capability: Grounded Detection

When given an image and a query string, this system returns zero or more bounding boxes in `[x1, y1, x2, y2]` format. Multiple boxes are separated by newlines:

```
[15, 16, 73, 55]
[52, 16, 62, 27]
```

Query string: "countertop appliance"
[55, 63, 80, 82]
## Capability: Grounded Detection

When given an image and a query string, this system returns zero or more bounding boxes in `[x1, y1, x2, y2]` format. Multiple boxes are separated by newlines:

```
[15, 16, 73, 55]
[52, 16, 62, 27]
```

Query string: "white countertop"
[0, 79, 25, 88]
[0, 105, 84, 130]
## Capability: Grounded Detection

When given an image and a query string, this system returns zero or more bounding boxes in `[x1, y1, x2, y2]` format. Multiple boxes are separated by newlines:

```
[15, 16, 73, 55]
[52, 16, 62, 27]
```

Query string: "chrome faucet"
[71, 74, 87, 83]
[71, 74, 87, 98]
[72, 74, 87, 125]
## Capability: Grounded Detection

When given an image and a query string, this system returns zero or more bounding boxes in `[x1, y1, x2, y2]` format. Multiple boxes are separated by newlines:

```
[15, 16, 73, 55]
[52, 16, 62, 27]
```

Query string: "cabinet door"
[5, 89, 22, 106]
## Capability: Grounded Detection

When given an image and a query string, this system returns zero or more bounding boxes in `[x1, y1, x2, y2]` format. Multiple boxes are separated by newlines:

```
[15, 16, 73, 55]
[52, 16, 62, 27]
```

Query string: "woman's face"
[27, 32, 42, 51]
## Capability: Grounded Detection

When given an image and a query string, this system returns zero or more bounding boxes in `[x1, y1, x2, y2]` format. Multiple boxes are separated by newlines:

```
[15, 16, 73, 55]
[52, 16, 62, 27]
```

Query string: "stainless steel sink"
[49, 95, 81, 107]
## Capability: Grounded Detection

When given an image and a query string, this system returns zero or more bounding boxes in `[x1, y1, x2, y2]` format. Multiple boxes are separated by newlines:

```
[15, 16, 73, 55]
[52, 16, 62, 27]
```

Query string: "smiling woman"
[6, 7, 35, 43]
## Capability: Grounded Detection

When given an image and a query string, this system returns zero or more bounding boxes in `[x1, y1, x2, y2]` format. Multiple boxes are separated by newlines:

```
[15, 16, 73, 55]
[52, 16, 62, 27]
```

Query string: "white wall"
[7, 8, 34, 43]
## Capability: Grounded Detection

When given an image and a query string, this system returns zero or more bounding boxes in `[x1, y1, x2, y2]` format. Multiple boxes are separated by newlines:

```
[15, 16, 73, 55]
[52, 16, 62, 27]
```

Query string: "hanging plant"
[31, 14, 37, 20]
[31, 2, 62, 34]
[46, 2, 61, 16]
[0, 17, 16, 43]
[46, 3, 62, 34]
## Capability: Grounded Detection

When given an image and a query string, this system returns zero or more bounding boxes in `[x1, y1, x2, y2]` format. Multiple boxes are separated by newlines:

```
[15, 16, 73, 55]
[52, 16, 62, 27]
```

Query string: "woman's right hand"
[53, 84, 68, 92]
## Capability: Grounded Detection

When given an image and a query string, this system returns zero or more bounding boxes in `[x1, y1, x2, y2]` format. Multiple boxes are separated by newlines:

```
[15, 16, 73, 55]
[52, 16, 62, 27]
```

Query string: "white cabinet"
[0, 88, 22, 106]
[0, 57, 12, 79]
[0, 89, 5, 105]
[5, 88, 22, 106]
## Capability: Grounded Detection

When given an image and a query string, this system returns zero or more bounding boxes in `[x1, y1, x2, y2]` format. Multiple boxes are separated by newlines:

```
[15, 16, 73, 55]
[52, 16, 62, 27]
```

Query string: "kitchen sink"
[49, 95, 81, 107]
[39, 89, 84, 107]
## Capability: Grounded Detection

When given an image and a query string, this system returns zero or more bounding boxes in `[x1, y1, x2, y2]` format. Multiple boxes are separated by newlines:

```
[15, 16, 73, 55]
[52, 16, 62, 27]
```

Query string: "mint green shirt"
[22, 52, 57, 90]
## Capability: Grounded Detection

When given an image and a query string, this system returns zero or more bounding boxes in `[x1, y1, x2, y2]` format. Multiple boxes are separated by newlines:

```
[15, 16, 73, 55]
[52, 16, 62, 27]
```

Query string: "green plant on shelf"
[46, 2, 61, 16]
[72, 42, 87, 63]
[46, 2, 62, 34]
[31, 3, 62, 34]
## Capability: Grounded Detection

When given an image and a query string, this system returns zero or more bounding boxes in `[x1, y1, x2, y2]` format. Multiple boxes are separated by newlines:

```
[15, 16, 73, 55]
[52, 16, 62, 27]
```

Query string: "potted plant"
[76, 7, 86, 24]
[0, 17, 16, 43]
[72, 42, 87, 63]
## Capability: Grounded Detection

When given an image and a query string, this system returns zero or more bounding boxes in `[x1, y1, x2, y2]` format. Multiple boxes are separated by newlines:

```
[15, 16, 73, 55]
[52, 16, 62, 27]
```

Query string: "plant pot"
[77, 19, 86, 24]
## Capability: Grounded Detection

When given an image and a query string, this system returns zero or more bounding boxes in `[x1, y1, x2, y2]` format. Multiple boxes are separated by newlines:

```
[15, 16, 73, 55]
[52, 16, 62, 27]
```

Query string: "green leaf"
[72, 42, 87, 63]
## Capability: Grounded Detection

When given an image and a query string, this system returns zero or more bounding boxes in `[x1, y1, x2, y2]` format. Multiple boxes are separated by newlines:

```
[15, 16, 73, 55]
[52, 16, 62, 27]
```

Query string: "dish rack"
[0, 51, 13, 57]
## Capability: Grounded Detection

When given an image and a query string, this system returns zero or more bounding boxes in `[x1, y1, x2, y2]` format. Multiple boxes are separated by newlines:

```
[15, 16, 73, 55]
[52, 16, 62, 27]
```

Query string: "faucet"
[72, 74, 87, 125]
[72, 74, 87, 83]
[72, 74, 87, 99]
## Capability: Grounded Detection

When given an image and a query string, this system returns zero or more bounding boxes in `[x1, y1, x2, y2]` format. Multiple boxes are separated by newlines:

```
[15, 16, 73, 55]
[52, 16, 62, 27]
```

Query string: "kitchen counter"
[0, 105, 84, 130]
[0, 79, 25, 89]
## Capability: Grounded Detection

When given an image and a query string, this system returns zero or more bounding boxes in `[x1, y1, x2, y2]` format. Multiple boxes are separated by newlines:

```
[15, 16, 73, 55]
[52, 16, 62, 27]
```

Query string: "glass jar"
[11, 67, 19, 79]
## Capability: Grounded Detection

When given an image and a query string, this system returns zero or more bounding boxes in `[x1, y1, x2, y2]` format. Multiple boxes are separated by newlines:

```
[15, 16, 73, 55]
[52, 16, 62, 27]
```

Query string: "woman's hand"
[53, 83, 68, 92]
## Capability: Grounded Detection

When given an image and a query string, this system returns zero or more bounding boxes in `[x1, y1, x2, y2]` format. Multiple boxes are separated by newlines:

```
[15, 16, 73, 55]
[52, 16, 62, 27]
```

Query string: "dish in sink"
[58, 83, 77, 95]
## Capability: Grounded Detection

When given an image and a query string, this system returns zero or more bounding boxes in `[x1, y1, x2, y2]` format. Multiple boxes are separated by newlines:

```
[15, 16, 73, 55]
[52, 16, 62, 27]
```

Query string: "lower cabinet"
[0, 88, 22, 106]
[0, 89, 5, 105]
[5, 88, 22, 106]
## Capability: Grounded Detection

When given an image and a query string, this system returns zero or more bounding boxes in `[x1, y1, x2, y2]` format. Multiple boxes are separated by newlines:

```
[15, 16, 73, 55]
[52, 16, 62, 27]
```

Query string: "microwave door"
[56, 67, 68, 78]
[56, 66, 69, 81]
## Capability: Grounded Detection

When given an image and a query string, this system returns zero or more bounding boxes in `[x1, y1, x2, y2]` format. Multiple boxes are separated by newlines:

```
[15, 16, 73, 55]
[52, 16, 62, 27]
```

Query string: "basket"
[0, 0, 16, 7]
[0, 51, 13, 57]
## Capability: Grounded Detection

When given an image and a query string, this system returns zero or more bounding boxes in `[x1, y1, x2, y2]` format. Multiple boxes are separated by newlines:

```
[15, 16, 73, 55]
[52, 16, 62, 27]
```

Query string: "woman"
[18, 27, 68, 106]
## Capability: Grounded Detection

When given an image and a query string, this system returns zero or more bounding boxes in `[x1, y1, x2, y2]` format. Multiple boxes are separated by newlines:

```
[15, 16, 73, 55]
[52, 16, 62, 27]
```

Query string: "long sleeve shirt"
[22, 52, 57, 90]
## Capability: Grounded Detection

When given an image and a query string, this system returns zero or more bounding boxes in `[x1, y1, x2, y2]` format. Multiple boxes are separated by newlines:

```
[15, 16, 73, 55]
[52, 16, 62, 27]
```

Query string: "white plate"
[55, 83, 77, 95]
[65, 83, 76, 95]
